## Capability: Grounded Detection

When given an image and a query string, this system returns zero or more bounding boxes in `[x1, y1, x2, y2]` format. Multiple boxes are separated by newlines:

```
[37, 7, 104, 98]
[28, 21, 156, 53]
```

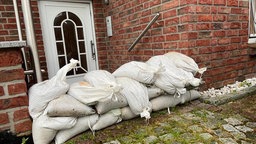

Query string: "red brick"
[14, 120, 32, 134]
[196, 23, 211, 30]
[227, 0, 238, 6]
[231, 37, 241, 43]
[166, 34, 180, 41]
[199, 0, 212, 5]
[218, 7, 231, 14]
[8, 82, 27, 95]
[13, 108, 30, 122]
[213, 15, 226, 22]
[0, 49, 22, 67]
[218, 38, 230, 45]
[163, 9, 177, 18]
[198, 15, 212, 22]
[162, 0, 179, 10]
[196, 39, 211, 46]
[0, 96, 28, 110]
[213, 31, 226, 37]
[230, 22, 241, 29]
[163, 26, 177, 34]
[214, 0, 226, 5]
[0, 86, 4, 96]
[231, 8, 242, 14]
[0, 113, 9, 125]
[196, 6, 211, 14]
[0, 69, 24, 82]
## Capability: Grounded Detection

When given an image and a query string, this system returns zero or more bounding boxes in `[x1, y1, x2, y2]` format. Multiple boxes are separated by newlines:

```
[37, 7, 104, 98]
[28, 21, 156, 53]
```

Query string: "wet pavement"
[65, 94, 256, 144]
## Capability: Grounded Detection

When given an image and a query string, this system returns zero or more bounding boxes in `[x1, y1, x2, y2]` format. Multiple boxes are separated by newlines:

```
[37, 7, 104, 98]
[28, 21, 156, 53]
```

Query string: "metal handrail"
[128, 13, 160, 52]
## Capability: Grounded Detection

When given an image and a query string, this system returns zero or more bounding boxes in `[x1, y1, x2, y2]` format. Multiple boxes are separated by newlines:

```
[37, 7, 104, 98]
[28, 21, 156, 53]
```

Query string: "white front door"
[39, 1, 98, 83]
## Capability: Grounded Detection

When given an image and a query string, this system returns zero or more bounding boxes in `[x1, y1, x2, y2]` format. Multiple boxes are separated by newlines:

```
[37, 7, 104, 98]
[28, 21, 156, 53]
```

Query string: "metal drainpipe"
[13, 0, 30, 81]
[21, 0, 42, 82]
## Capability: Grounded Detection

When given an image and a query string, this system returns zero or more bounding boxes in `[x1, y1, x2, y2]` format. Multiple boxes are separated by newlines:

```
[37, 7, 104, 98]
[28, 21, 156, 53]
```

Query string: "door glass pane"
[54, 12, 66, 26]
[77, 28, 84, 39]
[58, 56, 66, 68]
[79, 41, 85, 53]
[77, 55, 87, 74]
[63, 20, 79, 61]
[56, 42, 64, 55]
[68, 12, 82, 26]
[54, 28, 62, 40]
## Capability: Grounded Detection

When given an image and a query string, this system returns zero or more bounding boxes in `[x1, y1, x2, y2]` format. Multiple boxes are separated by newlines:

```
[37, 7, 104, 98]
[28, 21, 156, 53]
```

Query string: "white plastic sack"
[164, 52, 207, 75]
[32, 117, 57, 144]
[45, 94, 95, 117]
[150, 95, 182, 112]
[180, 90, 201, 104]
[29, 59, 79, 119]
[68, 81, 118, 105]
[112, 61, 162, 84]
[92, 109, 122, 131]
[55, 114, 99, 144]
[147, 85, 165, 99]
[116, 77, 152, 119]
[84, 70, 121, 90]
[120, 106, 138, 120]
[39, 111, 77, 131]
[95, 93, 128, 114]
[147, 55, 201, 95]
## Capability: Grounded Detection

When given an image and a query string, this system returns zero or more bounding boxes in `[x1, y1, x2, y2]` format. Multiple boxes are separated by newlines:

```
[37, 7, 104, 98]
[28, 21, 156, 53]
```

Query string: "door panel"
[39, 1, 98, 83]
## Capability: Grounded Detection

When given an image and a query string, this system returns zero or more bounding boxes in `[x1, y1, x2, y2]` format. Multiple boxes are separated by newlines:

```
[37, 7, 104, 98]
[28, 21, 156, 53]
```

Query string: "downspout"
[21, 0, 42, 82]
[13, 0, 29, 81]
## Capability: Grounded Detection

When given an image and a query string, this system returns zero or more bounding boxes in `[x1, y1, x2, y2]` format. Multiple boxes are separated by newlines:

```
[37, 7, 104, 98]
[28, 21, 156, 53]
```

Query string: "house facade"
[0, 0, 255, 136]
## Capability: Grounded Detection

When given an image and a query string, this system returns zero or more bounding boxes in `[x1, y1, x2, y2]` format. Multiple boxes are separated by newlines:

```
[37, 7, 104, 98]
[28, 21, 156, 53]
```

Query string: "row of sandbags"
[28, 52, 206, 144]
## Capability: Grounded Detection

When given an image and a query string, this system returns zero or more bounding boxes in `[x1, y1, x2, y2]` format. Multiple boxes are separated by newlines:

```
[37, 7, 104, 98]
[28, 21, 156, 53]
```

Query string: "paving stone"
[232, 114, 249, 123]
[154, 126, 167, 136]
[235, 125, 254, 133]
[219, 138, 238, 144]
[168, 115, 183, 122]
[118, 136, 134, 144]
[103, 140, 121, 144]
[241, 140, 252, 144]
[199, 133, 213, 140]
[224, 118, 243, 126]
[231, 131, 247, 140]
[222, 124, 239, 132]
[214, 129, 232, 137]
[181, 113, 201, 121]
[246, 122, 256, 128]
[159, 133, 174, 141]
[144, 135, 158, 144]
[180, 133, 193, 141]
[188, 125, 203, 132]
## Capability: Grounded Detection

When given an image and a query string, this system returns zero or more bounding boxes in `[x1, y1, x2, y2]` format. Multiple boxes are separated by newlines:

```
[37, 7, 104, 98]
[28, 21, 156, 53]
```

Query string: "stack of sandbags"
[28, 52, 207, 144]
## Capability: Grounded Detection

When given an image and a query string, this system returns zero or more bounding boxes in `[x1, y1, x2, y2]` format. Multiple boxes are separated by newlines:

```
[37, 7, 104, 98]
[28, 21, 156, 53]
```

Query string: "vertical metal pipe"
[128, 13, 160, 52]
[21, 0, 42, 82]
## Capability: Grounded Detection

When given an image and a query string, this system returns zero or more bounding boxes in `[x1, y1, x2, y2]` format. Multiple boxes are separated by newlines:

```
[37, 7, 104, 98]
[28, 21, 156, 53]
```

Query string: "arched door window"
[53, 11, 87, 76]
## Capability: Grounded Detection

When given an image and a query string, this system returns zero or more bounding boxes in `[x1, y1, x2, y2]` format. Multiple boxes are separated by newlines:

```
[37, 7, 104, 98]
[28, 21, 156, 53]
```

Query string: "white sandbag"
[68, 81, 117, 105]
[180, 90, 201, 104]
[84, 70, 121, 91]
[32, 117, 57, 144]
[95, 93, 128, 114]
[112, 61, 162, 84]
[92, 109, 122, 131]
[120, 106, 138, 120]
[55, 114, 99, 144]
[39, 112, 77, 131]
[164, 52, 207, 75]
[147, 55, 201, 95]
[116, 77, 152, 119]
[45, 94, 95, 117]
[29, 59, 79, 119]
[147, 85, 165, 99]
[150, 95, 182, 112]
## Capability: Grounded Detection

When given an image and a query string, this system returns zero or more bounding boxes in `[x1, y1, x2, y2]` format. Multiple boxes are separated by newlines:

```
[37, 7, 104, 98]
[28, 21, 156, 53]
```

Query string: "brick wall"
[0, 48, 31, 136]
[101, 0, 256, 90]
[0, 0, 32, 135]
